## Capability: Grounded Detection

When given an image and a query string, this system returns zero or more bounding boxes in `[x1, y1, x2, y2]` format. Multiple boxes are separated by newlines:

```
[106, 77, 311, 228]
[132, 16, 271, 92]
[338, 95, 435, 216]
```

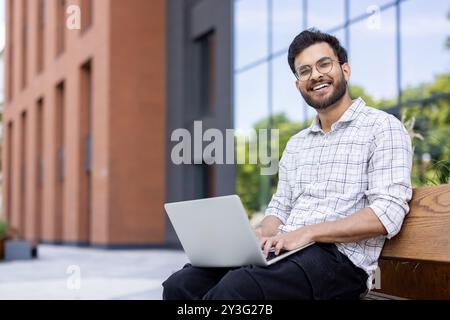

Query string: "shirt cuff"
[368, 203, 402, 239]
[264, 209, 287, 225]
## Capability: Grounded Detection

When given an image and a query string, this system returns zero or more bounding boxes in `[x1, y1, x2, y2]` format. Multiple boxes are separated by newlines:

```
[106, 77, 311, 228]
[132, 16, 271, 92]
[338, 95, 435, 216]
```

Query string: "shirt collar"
[308, 97, 366, 133]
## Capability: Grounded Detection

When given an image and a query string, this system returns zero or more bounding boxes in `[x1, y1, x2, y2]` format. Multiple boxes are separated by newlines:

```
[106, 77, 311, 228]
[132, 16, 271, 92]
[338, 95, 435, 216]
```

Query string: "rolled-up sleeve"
[265, 149, 293, 224]
[365, 115, 413, 239]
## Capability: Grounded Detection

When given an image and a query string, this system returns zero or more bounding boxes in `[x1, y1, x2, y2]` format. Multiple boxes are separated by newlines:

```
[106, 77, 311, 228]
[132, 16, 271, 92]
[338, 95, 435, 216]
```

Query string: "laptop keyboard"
[265, 249, 288, 261]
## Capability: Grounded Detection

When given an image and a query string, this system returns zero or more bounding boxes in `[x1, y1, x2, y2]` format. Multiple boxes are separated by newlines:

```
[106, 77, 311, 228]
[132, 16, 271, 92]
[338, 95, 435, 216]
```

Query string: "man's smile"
[308, 80, 333, 95]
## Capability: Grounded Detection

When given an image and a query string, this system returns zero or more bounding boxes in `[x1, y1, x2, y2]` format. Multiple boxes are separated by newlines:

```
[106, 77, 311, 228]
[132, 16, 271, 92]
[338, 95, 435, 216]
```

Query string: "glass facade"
[234, 0, 450, 212]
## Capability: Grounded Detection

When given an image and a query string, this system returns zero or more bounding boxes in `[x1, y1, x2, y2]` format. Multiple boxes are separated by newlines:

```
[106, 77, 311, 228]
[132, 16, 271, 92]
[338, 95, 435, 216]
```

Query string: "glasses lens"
[317, 58, 333, 74]
[298, 66, 312, 81]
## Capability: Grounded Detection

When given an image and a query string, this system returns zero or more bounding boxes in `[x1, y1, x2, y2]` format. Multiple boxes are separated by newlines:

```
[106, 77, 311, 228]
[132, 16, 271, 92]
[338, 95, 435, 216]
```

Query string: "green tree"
[236, 114, 310, 214]
[349, 85, 376, 106]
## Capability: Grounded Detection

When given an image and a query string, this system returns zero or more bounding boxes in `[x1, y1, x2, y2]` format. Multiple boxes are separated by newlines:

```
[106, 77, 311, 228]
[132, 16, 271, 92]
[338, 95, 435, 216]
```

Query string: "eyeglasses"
[295, 57, 343, 81]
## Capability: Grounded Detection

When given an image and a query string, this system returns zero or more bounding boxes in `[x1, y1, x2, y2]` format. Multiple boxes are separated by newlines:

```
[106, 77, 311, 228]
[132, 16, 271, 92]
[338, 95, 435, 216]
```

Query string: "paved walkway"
[0, 245, 188, 300]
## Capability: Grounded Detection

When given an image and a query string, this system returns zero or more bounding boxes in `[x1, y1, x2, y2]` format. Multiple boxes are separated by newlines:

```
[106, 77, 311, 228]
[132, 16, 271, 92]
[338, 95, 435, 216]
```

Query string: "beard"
[300, 71, 347, 111]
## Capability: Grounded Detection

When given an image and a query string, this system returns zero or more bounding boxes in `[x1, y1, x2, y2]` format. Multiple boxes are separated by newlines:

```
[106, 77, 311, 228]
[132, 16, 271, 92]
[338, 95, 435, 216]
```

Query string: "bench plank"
[364, 291, 406, 300]
[381, 184, 450, 263]
[376, 259, 450, 299]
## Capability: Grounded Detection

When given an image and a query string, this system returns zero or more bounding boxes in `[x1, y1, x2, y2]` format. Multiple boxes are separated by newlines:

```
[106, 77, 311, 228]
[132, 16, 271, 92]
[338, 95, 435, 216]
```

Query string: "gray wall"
[165, 0, 235, 245]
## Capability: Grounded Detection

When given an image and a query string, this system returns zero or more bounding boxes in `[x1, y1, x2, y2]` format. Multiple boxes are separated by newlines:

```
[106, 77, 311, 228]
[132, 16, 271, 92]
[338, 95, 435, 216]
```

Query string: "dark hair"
[288, 28, 348, 76]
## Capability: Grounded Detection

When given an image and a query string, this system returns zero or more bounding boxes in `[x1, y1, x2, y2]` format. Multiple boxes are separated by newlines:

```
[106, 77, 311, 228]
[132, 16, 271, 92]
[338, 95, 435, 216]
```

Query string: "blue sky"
[234, 0, 450, 132]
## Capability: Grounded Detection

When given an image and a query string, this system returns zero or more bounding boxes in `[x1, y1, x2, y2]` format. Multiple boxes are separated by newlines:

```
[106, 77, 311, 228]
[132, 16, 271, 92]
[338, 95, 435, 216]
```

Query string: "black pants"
[162, 243, 368, 300]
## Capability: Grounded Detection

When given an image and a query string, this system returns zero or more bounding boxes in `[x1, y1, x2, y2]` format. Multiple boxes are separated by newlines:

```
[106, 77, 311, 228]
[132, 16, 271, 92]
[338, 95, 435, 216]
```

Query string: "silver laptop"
[164, 195, 314, 267]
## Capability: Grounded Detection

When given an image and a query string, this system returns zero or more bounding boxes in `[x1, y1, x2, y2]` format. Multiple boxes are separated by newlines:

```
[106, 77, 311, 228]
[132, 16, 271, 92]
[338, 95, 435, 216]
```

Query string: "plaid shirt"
[265, 98, 413, 289]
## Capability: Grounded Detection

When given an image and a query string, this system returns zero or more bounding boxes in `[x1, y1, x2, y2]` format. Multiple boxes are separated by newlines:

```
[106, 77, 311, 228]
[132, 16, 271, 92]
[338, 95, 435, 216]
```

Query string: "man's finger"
[259, 237, 267, 249]
[263, 238, 274, 257]
[275, 239, 284, 255]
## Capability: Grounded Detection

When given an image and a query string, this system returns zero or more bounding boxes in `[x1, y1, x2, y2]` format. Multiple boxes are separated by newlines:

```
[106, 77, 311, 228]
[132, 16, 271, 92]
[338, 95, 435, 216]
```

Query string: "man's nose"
[310, 65, 322, 81]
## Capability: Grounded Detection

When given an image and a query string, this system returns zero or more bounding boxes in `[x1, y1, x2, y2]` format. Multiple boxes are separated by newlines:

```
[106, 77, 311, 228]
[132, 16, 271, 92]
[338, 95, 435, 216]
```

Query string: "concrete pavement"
[0, 244, 188, 300]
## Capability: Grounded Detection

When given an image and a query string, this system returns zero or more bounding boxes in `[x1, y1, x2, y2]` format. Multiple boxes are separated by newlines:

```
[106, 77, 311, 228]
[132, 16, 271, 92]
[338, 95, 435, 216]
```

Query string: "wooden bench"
[364, 184, 450, 300]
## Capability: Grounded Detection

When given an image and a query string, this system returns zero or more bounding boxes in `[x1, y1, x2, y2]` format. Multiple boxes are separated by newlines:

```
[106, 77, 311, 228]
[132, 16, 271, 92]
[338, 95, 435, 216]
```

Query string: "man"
[162, 29, 413, 300]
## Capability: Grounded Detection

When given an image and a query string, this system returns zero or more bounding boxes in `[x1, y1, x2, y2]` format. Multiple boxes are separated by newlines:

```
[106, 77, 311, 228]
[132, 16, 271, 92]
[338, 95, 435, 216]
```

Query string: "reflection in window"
[272, 0, 303, 54]
[349, 8, 397, 103]
[350, 0, 394, 19]
[235, 63, 268, 132]
[309, 0, 345, 31]
[234, 0, 268, 70]
[273, 55, 313, 123]
[400, 0, 450, 97]
[330, 29, 346, 56]
[233, 0, 450, 201]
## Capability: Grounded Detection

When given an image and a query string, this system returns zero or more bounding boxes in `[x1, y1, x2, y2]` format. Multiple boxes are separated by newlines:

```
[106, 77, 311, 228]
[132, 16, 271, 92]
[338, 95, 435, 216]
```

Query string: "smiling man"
[162, 29, 413, 300]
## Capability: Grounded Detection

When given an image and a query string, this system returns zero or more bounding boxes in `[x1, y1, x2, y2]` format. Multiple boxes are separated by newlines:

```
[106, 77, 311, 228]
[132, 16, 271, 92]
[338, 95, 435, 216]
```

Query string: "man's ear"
[342, 63, 351, 82]
[295, 79, 301, 91]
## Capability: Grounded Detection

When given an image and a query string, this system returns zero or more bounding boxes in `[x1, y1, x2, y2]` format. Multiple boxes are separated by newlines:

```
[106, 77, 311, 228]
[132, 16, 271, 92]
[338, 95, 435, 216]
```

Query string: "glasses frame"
[295, 57, 344, 81]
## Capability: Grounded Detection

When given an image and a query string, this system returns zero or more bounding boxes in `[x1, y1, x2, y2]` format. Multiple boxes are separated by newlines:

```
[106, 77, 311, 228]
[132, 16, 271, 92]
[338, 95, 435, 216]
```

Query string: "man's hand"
[254, 227, 273, 252]
[254, 227, 264, 242]
[260, 227, 314, 257]
[253, 215, 283, 243]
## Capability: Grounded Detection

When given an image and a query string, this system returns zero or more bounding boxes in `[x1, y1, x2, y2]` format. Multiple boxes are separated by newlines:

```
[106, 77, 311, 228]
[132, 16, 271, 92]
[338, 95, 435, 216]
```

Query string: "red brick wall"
[2, 0, 166, 245]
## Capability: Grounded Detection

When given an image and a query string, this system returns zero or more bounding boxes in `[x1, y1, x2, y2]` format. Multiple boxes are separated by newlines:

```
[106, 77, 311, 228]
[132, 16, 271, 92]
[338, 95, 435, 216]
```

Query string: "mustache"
[308, 77, 333, 90]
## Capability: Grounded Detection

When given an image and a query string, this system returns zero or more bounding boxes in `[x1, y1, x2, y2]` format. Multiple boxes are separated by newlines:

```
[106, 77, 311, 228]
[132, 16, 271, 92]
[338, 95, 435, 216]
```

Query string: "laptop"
[164, 195, 314, 267]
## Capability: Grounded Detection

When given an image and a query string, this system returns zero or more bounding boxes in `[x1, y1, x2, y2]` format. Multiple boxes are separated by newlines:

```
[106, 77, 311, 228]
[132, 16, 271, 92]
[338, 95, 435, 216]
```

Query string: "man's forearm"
[255, 215, 283, 237]
[303, 207, 387, 243]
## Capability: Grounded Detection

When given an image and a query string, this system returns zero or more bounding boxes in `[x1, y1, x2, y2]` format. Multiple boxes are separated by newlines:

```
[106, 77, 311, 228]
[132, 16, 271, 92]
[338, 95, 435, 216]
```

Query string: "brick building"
[2, 0, 234, 247]
[2, 0, 169, 247]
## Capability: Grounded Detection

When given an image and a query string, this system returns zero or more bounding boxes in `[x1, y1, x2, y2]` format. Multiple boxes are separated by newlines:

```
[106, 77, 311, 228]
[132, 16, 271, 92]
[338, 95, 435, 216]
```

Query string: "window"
[309, 0, 345, 31]
[235, 63, 268, 132]
[273, 55, 312, 123]
[80, 0, 93, 32]
[56, 0, 66, 56]
[20, 111, 28, 234]
[54, 82, 65, 240]
[272, 0, 303, 54]
[6, 122, 14, 224]
[234, 0, 450, 211]
[36, 0, 45, 73]
[349, 7, 397, 102]
[36, 98, 44, 187]
[350, 0, 394, 19]
[400, 0, 450, 99]
[7, 0, 14, 101]
[195, 164, 216, 198]
[196, 32, 216, 115]
[55, 82, 65, 181]
[81, 61, 92, 173]
[35, 98, 44, 240]
[21, 0, 28, 89]
[80, 61, 92, 242]
[235, 0, 268, 70]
